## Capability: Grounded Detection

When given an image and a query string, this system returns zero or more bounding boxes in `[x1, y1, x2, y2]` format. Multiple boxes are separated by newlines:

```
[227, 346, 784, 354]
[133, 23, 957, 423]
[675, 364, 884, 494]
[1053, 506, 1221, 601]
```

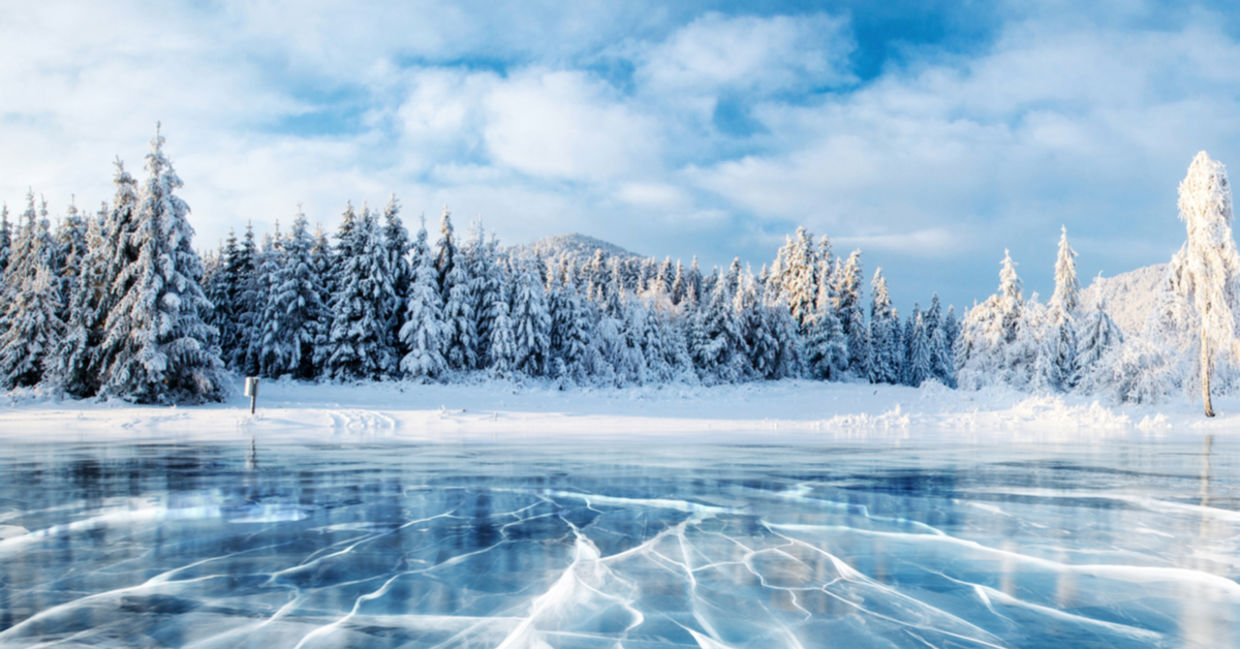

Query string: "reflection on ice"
[0, 434, 1236, 648]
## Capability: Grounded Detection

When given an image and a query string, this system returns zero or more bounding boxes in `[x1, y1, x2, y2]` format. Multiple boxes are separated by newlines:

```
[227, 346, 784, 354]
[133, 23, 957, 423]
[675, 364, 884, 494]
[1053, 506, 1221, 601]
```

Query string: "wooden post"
[244, 376, 259, 415]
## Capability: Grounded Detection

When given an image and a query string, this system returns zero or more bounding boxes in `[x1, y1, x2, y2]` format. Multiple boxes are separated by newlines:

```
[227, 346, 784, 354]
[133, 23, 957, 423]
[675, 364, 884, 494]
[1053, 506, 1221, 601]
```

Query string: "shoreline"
[1, 377, 1233, 444]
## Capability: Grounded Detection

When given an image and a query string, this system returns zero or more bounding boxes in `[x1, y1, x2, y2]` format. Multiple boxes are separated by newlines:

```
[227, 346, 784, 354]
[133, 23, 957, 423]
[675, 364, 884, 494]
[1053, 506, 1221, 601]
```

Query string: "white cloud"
[638, 12, 854, 98]
[690, 15, 1240, 276]
[481, 69, 662, 182]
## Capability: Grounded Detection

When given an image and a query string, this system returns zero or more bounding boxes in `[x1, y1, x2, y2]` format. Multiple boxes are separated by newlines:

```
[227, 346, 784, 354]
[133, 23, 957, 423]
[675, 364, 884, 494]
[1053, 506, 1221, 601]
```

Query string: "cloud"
[481, 69, 662, 182]
[691, 14, 1240, 273]
[7, 2, 1240, 312]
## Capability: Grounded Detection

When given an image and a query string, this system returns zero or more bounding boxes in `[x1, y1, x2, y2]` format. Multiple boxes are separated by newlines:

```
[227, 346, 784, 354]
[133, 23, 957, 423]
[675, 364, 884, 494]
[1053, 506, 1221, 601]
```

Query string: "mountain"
[511, 233, 643, 264]
[1080, 263, 1165, 337]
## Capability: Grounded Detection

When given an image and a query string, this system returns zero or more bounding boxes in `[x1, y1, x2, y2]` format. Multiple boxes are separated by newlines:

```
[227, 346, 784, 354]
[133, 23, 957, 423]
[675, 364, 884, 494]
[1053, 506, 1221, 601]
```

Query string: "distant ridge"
[1080, 263, 1166, 337]
[511, 232, 643, 264]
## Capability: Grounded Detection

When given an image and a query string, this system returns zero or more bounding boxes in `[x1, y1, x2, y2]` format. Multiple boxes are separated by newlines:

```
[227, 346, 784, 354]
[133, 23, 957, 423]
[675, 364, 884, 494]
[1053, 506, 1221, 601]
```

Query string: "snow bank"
[2, 376, 1235, 444]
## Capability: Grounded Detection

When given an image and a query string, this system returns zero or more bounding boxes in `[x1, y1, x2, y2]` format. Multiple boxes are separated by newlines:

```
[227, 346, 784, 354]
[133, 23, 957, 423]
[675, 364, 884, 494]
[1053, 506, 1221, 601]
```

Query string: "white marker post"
[244, 376, 259, 415]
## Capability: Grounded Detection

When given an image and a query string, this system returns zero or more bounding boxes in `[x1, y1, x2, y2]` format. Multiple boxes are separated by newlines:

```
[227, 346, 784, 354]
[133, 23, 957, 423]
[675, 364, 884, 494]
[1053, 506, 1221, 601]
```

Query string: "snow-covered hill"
[511, 232, 642, 264]
[1081, 263, 1166, 337]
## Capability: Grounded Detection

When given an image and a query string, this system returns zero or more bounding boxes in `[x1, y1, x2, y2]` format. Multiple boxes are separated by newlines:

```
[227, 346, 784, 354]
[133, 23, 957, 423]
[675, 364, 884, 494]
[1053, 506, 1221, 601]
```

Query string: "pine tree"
[441, 246, 477, 372]
[324, 204, 395, 381]
[924, 294, 954, 386]
[252, 228, 284, 376]
[98, 126, 226, 403]
[0, 259, 64, 388]
[487, 290, 517, 379]
[1166, 151, 1240, 416]
[435, 205, 456, 296]
[906, 309, 932, 387]
[399, 216, 446, 381]
[261, 211, 325, 379]
[0, 204, 10, 280]
[310, 224, 334, 376]
[381, 195, 412, 369]
[1075, 299, 1124, 388]
[997, 249, 1023, 345]
[510, 259, 551, 376]
[833, 249, 869, 377]
[868, 268, 901, 384]
[467, 224, 503, 370]
[230, 223, 260, 373]
[692, 261, 745, 383]
[51, 207, 110, 397]
[54, 198, 88, 323]
[551, 275, 592, 384]
[1042, 226, 1080, 391]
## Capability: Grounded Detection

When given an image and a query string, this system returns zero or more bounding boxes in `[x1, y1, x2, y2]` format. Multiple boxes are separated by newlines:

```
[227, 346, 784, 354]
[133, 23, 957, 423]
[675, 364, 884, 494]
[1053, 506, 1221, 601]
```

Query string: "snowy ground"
[1, 377, 1234, 443]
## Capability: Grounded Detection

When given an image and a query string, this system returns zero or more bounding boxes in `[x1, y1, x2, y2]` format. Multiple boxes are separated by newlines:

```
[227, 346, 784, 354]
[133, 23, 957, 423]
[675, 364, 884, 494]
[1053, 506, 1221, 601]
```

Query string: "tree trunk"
[1202, 326, 1215, 417]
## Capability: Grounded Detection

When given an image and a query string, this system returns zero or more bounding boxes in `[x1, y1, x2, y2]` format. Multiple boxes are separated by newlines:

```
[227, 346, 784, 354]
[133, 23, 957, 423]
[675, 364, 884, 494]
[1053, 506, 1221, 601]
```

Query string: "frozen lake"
[0, 433, 1237, 648]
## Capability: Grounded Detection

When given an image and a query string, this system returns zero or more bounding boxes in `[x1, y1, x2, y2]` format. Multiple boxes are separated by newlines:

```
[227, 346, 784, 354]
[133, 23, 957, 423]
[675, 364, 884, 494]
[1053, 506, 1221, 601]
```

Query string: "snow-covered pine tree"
[487, 283, 517, 379]
[441, 240, 478, 372]
[399, 216, 446, 381]
[997, 250, 1023, 345]
[868, 268, 901, 384]
[1041, 226, 1080, 391]
[551, 272, 593, 384]
[54, 198, 88, 323]
[51, 206, 110, 397]
[1010, 294, 1047, 390]
[435, 205, 456, 297]
[0, 204, 10, 279]
[1165, 151, 1240, 416]
[3, 192, 58, 306]
[906, 308, 932, 387]
[466, 224, 503, 370]
[310, 223, 334, 377]
[0, 259, 64, 388]
[1075, 298, 1124, 389]
[779, 227, 820, 332]
[381, 194, 412, 369]
[88, 161, 141, 381]
[692, 260, 745, 383]
[510, 259, 551, 377]
[98, 126, 226, 404]
[955, 251, 1024, 390]
[261, 210, 325, 379]
[736, 270, 775, 380]
[924, 294, 954, 386]
[833, 249, 869, 377]
[227, 223, 261, 373]
[685, 257, 704, 309]
[252, 228, 284, 376]
[325, 203, 395, 381]
[669, 260, 686, 305]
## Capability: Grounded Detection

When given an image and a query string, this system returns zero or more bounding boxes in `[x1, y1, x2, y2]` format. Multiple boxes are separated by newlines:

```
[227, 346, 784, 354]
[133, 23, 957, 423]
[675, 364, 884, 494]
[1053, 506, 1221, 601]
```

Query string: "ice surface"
[0, 434, 1236, 648]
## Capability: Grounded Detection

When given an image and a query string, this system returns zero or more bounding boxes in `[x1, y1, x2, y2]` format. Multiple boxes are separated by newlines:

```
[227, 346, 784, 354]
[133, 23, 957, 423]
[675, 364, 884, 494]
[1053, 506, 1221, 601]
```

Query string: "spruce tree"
[325, 204, 395, 381]
[399, 216, 446, 381]
[261, 211, 325, 379]
[381, 194, 411, 368]
[868, 268, 901, 384]
[833, 249, 869, 377]
[52, 208, 110, 397]
[98, 126, 226, 404]
[1167, 151, 1240, 416]
[510, 259, 551, 376]
[1044, 226, 1080, 391]
[0, 260, 64, 388]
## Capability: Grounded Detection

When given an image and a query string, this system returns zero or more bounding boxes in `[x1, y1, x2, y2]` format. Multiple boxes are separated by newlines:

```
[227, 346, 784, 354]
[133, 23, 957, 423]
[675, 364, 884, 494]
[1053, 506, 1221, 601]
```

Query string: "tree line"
[0, 131, 967, 403]
[4, 130, 1231, 414]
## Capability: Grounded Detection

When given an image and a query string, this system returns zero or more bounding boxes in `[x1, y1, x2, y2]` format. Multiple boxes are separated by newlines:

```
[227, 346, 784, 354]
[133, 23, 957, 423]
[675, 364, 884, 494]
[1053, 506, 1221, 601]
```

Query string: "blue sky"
[3, 0, 1240, 312]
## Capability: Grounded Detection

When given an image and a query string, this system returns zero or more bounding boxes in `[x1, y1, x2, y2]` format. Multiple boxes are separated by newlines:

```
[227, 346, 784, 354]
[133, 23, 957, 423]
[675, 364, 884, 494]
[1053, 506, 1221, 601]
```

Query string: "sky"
[4, 0, 1240, 312]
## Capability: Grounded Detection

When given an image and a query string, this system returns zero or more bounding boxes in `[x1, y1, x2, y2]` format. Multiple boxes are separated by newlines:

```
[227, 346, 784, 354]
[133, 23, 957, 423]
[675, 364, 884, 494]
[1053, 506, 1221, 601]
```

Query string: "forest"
[0, 131, 1233, 412]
